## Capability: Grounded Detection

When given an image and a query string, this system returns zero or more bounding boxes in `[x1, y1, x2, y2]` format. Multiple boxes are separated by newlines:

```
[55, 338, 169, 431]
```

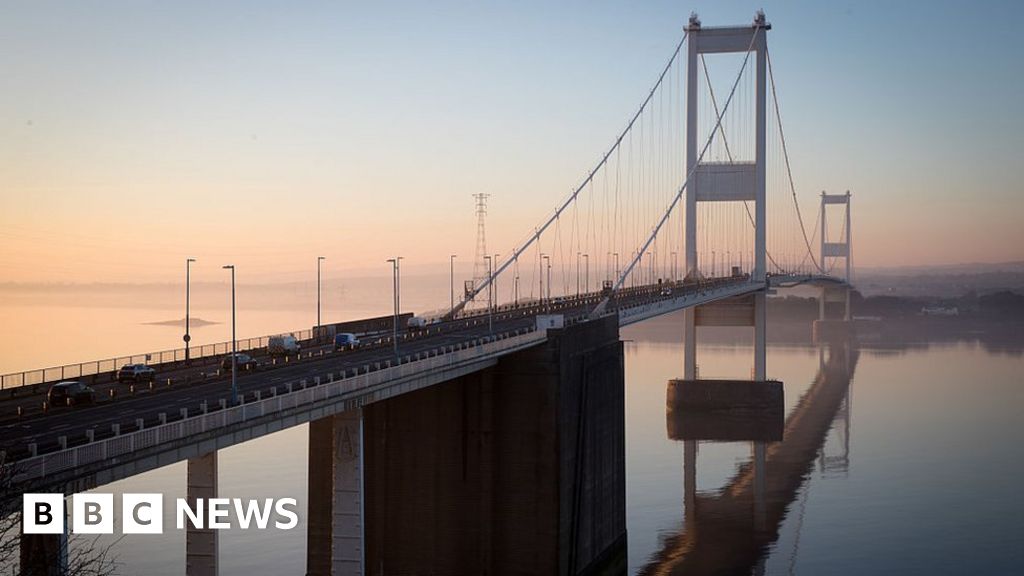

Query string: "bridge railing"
[9, 326, 547, 482]
[2, 276, 760, 393]
[0, 330, 316, 391]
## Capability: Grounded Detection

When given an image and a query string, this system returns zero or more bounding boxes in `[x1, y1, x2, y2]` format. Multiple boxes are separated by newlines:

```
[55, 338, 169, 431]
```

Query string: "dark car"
[47, 381, 96, 407]
[117, 363, 156, 383]
[221, 353, 257, 372]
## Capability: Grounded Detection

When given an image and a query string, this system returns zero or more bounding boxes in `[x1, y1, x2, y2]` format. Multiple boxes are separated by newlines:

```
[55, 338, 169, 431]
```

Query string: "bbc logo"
[24, 493, 299, 534]
[24, 493, 162, 534]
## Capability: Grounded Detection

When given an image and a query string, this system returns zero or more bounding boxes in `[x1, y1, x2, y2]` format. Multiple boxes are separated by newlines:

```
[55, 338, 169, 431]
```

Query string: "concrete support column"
[753, 292, 766, 381]
[844, 287, 851, 321]
[20, 504, 67, 576]
[819, 286, 826, 321]
[186, 451, 218, 576]
[683, 308, 696, 380]
[332, 410, 364, 575]
[307, 410, 363, 576]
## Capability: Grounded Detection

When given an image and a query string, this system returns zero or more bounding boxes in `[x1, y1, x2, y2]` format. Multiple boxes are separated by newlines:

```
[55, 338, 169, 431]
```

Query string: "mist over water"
[0, 274, 459, 375]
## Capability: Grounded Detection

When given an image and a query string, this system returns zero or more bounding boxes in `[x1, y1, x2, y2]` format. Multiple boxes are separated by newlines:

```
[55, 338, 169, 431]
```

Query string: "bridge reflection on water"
[641, 343, 857, 576]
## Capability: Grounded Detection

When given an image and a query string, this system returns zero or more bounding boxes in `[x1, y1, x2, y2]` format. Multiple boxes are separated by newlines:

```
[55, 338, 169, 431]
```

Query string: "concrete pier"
[814, 284, 854, 344]
[362, 316, 626, 576]
[307, 410, 364, 576]
[666, 379, 783, 414]
[666, 386, 783, 442]
[186, 452, 218, 576]
[19, 532, 66, 576]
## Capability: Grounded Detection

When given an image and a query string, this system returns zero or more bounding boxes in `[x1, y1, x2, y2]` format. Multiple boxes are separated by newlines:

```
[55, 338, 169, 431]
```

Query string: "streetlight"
[543, 255, 552, 303]
[386, 258, 401, 359]
[491, 253, 500, 311]
[585, 253, 593, 293]
[484, 255, 493, 333]
[613, 252, 620, 284]
[317, 256, 325, 334]
[671, 251, 677, 283]
[539, 253, 546, 308]
[449, 254, 457, 313]
[396, 257, 403, 323]
[222, 265, 238, 405]
[184, 258, 195, 364]
[576, 252, 581, 298]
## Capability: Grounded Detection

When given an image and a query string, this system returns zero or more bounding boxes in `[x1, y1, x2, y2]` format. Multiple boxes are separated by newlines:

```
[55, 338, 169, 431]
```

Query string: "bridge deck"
[0, 274, 844, 500]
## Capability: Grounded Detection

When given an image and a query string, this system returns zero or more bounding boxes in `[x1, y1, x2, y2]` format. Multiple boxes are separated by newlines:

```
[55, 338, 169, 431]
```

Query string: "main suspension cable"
[446, 29, 691, 318]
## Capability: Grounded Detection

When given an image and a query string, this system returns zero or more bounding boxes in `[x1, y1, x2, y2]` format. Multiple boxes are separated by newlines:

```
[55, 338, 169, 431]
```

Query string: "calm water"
[6, 303, 1023, 574]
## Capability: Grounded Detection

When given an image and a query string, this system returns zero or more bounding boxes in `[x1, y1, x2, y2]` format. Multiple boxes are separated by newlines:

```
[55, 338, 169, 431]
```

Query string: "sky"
[1, 0, 1022, 285]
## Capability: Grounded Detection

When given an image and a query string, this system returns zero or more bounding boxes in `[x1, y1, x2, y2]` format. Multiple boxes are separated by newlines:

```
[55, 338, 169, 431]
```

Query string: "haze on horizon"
[2, 0, 1022, 286]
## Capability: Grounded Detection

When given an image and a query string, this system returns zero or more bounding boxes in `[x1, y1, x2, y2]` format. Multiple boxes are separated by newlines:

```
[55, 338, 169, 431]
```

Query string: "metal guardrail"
[617, 279, 762, 325]
[9, 327, 546, 482]
[0, 329, 316, 391]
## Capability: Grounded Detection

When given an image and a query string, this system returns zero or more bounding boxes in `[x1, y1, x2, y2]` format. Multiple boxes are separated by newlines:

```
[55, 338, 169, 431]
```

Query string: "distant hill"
[858, 261, 1024, 276]
[854, 261, 1024, 298]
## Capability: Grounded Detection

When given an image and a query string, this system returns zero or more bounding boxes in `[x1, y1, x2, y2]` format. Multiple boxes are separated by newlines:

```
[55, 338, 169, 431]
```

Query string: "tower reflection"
[645, 342, 857, 575]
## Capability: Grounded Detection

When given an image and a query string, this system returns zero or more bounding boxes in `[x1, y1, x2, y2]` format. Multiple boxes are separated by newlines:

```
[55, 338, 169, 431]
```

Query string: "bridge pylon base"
[666, 379, 783, 442]
[812, 319, 853, 345]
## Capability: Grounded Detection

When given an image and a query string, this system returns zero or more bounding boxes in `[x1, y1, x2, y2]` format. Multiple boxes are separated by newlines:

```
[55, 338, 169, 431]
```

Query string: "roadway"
[0, 275, 754, 463]
[0, 315, 534, 461]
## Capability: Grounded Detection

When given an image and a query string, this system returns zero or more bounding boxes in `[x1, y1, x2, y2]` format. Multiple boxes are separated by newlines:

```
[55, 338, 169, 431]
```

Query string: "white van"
[268, 335, 301, 356]
[407, 316, 428, 330]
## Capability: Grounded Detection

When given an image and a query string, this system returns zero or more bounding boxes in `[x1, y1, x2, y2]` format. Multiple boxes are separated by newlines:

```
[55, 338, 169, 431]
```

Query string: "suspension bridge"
[3, 12, 856, 576]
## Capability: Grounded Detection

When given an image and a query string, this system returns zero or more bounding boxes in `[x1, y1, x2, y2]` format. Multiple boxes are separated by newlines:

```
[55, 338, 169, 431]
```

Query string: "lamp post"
[613, 252, 620, 284]
[484, 255, 493, 333]
[576, 252, 581, 297]
[449, 254, 457, 313]
[671, 251, 677, 282]
[539, 253, 546, 308]
[184, 258, 195, 364]
[582, 253, 589, 294]
[317, 256, 325, 334]
[386, 258, 401, 359]
[222, 265, 238, 405]
[396, 257, 403, 323]
[492, 253, 500, 312]
[543, 255, 551, 303]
